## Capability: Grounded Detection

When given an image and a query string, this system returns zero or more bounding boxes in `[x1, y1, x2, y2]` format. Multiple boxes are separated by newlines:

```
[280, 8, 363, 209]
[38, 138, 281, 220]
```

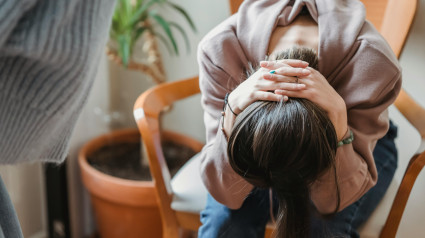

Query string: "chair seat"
[171, 153, 400, 237]
[171, 153, 207, 213]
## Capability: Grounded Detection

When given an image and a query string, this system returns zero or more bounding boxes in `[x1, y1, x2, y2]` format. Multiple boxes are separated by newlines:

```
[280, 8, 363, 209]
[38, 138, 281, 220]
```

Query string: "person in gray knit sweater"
[0, 0, 116, 237]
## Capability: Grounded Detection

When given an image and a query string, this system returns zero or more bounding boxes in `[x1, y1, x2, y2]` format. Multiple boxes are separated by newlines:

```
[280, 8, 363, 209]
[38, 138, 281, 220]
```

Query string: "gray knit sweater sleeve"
[0, 0, 37, 47]
[0, 0, 116, 164]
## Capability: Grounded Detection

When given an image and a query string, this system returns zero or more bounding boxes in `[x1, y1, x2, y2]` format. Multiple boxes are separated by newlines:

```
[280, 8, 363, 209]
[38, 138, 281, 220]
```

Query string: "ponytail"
[273, 179, 311, 238]
[228, 99, 339, 238]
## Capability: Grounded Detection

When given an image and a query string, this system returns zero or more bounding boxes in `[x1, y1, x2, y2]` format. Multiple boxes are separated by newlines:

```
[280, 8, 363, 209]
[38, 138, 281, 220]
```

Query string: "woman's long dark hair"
[227, 47, 340, 238]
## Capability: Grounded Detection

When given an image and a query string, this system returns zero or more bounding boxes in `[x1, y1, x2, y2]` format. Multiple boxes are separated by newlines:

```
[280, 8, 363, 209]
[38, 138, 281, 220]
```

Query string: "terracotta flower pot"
[79, 129, 162, 238]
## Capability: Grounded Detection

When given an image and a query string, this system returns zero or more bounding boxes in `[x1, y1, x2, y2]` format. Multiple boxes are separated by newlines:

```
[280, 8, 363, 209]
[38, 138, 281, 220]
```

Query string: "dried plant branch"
[107, 30, 166, 85]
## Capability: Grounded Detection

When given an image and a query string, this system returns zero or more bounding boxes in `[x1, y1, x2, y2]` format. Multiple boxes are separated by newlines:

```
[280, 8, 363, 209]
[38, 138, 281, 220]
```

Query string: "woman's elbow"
[312, 176, 377, 215]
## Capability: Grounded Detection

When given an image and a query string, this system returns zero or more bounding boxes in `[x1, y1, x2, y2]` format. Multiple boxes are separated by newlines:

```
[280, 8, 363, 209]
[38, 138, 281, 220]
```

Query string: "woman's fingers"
[260, 59, 309, 69]
[274, 89, 307, 98]
[263, 68, 310, 80]
[263, 73, 297, 82]
[254, 91, 288, 102]
[276, 82, 306, 91]
[259, 81, 306, 91]
[276, 67, 310, 76]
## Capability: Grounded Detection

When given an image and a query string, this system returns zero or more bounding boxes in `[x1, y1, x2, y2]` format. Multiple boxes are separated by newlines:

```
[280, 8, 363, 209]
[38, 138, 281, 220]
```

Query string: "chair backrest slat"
[138, 77, 200, 119]
[380, 0, 417, 57]
[229, 0, 243, 14]
[362, 0, 389, 31]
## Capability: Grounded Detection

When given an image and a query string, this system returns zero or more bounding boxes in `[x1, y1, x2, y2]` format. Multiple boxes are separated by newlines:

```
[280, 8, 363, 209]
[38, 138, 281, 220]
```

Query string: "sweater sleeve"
[0, 0, 36, 47]
[198, 46, 254, 209]
[310, 42, 402, 214]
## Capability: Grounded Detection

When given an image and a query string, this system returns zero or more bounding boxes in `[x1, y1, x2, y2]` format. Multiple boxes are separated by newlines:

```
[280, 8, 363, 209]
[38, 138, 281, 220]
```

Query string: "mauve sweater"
[0, 0, 116, 164]
[198, 0, 401, 213]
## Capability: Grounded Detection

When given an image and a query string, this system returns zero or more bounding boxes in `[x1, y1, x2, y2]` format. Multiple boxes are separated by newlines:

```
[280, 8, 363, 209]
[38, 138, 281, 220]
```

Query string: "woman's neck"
[268, 14, 319, 56]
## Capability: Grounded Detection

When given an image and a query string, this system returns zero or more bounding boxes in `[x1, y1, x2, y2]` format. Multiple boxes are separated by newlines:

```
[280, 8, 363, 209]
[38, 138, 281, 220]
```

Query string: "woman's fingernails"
[298, 84, 306, 89]
[260, 61, 268, 67]
[302, 69, 310, 74]
[269, 70, 276, 74]
[283, 96, 289, 101]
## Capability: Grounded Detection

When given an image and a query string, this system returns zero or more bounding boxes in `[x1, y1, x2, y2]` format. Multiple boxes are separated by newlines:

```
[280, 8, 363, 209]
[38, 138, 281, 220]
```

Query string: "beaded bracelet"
[224, 93, 238, 116]
[220, 93, 238, 139]
[337, 129, 354, 147]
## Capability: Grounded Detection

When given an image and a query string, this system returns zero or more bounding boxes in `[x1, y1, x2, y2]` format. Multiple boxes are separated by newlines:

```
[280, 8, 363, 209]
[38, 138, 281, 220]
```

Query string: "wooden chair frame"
[134, 77, 203, 238]
[134, 0, 422, 237]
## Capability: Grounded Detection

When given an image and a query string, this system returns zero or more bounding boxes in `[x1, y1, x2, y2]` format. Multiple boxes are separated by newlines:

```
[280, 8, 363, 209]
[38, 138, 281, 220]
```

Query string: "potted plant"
[108, 0, 196, 83]
[78, 0, 197, 237]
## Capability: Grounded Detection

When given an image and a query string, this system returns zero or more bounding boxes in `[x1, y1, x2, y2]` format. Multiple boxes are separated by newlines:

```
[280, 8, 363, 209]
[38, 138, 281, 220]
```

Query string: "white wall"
[0, 163, 47, 238]
[159, 0, 230, 143]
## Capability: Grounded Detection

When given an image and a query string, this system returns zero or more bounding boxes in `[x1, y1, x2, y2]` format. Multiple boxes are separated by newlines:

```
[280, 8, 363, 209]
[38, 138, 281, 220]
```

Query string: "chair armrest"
[380, 140, 425, 238]
[134, 76, 200, 120]
[379, 89, 425, 237]
[133, 76, 200, 192]
[133, 76, 202, 231]
[394, 89, 425, 138]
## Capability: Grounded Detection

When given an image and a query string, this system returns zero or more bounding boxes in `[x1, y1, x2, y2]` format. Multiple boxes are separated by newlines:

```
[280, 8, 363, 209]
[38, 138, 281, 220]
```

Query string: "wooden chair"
[133, 0, 423, 237]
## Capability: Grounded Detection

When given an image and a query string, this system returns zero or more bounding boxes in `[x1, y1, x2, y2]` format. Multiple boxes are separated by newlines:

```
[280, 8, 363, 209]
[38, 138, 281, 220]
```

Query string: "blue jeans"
[0, 175, 24, 238]
[198, 122, 398, 238]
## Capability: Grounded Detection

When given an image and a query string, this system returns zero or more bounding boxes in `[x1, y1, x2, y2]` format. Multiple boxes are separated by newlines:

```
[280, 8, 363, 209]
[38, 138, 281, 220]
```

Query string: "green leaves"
[118, 34, 131, 67]
[110, 0, 196, 67]
[169, 22, 190, 54]
[129, 0, 156, 28]
[150, 12, 178, 54]
[166, 2, 197, 33]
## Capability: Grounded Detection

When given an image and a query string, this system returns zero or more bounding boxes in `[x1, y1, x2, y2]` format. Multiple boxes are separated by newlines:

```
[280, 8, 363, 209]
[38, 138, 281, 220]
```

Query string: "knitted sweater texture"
[0, 0, 116, 164]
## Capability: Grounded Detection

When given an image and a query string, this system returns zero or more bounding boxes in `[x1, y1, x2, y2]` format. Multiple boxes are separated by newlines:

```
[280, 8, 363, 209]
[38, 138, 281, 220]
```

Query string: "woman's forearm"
[223, 104, 237, 140]
[329, 96, 349, 141]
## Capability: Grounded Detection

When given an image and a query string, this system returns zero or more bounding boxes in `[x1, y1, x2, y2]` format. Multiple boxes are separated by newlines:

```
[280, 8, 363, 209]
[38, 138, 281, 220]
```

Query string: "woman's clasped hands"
[227, 59, 309, 114]
[228, 59, 348, 140]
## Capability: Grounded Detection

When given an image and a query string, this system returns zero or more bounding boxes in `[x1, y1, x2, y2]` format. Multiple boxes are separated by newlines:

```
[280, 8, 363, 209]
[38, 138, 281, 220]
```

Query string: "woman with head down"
[197, 0, 400, 237]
